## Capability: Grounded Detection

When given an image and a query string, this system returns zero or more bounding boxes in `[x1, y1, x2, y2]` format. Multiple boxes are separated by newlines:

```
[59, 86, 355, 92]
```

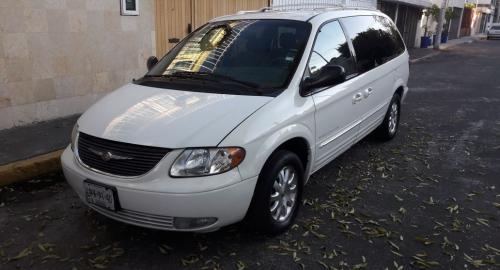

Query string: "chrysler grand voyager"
[62, 7, 409, 234]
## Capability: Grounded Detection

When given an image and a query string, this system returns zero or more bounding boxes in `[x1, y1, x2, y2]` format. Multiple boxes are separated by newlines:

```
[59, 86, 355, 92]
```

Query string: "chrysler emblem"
[101, 151, 112, 161]
[88, 148, 133, 161]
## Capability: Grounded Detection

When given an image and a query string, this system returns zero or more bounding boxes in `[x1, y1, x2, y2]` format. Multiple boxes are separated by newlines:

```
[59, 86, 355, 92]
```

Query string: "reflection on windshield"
[165, 23, 237, 74]
[145, 19, 311, 95]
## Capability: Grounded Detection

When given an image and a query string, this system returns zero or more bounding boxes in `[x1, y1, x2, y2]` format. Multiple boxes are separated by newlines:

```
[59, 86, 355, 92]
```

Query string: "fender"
[241, 123, 315, 182]
[218, 91, 316, 182]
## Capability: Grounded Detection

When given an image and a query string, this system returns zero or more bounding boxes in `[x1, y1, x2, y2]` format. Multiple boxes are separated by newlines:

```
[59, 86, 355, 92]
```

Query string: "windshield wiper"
[170, 71, 262, 92]
[143, 72, 264, 95]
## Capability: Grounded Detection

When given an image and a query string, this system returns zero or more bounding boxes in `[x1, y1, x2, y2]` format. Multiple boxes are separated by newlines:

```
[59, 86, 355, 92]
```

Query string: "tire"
[374, 93, 401, 141]
[244, 150, 304, 235]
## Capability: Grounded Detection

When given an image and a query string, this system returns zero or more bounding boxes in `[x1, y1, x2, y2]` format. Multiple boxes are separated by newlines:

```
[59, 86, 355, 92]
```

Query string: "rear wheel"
[374, 93, 401, 141]
[244, 150, 303, 234]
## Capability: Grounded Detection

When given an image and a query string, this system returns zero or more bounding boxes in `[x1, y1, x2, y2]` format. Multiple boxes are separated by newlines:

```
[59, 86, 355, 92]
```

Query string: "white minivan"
[62, 7, 409, 234]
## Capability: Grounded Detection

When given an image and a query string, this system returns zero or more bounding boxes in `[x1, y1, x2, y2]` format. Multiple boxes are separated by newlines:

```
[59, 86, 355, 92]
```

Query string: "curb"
[410, 51, 441, 64]
[409, 35, 485, 64]
[0, 149, 64, 187]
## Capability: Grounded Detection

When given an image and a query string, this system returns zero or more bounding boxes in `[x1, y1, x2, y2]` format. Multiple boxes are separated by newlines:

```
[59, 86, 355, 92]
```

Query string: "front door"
[307, 21, 362, 171]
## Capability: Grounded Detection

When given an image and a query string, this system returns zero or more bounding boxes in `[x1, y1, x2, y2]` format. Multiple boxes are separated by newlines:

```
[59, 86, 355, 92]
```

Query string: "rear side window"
[307, 20, 356, 78]
[341, 15, 405, 73]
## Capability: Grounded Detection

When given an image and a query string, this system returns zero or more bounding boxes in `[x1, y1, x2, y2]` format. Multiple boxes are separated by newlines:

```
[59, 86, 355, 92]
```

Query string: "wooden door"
[155, 0, 192, 57]
[155, 0, 269, 56]
[192, 0, 269, 29]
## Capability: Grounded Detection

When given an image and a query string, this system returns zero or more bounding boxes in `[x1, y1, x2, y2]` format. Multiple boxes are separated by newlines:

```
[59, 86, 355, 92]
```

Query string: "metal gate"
[379, 1, 422, 48]
[396, 5, 421, 48]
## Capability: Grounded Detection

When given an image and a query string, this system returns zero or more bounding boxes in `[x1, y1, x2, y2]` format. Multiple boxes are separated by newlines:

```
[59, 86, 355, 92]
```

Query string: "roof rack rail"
[237, 1, 376, 14]
[265, 0, 377, 12]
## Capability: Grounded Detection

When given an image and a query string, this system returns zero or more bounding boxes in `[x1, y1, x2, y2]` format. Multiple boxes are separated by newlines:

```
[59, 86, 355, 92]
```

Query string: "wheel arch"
[271, 137, 312, 183]
[393, 78, 408, 102]
[255, 124, 315, 184]
[225, 123, 315, 183]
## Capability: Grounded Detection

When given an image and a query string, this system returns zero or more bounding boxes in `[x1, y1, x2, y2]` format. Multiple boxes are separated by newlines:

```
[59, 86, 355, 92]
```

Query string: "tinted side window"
[307, 21, 356, 78]
[341, 16, 405, 73]
[379, 16, 406, 56]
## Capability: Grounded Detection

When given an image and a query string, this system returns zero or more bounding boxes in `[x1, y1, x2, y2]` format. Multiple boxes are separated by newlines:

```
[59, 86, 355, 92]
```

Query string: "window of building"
[121, 0, 139, 16]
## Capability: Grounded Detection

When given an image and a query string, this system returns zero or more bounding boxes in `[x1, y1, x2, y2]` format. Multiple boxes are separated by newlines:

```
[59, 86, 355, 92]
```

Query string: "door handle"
[363, 87, 373, 98]
[353, 93, 363, 104]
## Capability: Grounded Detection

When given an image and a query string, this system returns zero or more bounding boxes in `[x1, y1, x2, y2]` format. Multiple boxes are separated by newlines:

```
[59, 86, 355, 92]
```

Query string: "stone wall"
[0, 0, 155, 129]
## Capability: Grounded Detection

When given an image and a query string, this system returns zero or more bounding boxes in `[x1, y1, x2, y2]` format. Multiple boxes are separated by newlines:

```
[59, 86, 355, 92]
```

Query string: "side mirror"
[147, 56, 159, 71]
[301, 65, 346, 94]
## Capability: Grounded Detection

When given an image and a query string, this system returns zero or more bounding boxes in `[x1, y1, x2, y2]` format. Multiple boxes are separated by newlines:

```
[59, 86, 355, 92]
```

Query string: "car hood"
[78, 83, 272, 148]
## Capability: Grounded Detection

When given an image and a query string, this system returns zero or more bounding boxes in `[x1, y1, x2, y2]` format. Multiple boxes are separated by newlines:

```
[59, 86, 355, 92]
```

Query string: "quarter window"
[307, 21, 356, 79]
[341, 16, 405, 73]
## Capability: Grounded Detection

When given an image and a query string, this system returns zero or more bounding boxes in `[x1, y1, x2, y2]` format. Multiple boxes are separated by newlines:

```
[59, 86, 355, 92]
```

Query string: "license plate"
[84, 180, 119, 211]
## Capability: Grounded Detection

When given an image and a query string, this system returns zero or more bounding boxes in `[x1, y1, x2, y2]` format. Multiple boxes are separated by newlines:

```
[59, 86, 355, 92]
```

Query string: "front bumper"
[61, 146, 258, 232]
[487, 33, 500, 38]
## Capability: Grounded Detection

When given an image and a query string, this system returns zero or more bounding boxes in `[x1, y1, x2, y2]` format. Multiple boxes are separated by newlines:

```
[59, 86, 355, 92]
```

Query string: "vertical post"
[434, 0, 447, 49]
[457, 6, 464, 38]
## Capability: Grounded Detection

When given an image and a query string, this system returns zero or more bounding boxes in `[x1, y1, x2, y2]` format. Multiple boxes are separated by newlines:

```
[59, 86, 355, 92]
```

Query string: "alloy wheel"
[269, 165, 298, 222]
[388, 102, 399, 135]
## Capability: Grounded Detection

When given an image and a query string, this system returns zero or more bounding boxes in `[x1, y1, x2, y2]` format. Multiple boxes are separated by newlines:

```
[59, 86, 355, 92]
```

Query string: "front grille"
[77, 132, 170, 177]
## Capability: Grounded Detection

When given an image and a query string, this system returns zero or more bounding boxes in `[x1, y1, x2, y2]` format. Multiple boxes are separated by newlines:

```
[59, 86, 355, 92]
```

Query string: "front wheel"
[244, 150, 304, 234]
[374, 93, 401, 140]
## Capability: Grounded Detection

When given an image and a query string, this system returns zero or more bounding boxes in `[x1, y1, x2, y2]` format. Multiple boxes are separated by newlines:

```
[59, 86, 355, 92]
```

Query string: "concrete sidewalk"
[0, 115, 78, 186]
[409, 34, 486, 63]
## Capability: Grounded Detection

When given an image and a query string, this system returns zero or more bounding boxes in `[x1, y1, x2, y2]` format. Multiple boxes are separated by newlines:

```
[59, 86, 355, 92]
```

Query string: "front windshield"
[143, 19, 311, 96]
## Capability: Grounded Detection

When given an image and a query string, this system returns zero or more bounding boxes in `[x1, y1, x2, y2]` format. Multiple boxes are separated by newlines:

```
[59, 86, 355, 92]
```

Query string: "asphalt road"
[1, 40, 500, 270]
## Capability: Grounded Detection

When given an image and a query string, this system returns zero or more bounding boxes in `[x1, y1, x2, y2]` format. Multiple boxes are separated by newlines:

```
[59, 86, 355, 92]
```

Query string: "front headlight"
[70, 124, 78, 151]
[170, 147, 245, 177]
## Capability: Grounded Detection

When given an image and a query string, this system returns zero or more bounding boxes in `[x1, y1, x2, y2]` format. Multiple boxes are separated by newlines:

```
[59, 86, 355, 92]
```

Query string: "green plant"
[422, 5, 440, 37]
[445, 7, 455, 23]
[464, 3, 476, 9]
[429, 4, 440, 21]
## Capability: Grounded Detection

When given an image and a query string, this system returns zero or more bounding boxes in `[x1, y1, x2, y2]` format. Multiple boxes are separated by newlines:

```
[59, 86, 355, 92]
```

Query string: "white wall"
[0, 0, 155, 130]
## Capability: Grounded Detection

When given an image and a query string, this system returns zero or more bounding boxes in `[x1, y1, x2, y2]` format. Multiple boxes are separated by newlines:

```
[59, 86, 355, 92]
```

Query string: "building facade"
[0, 0, 156, 130]
[378, 0, 432, 48]
[2, 0, 496, 130]
[0, 0, 268, 130]
[472, 0, 495, 33]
